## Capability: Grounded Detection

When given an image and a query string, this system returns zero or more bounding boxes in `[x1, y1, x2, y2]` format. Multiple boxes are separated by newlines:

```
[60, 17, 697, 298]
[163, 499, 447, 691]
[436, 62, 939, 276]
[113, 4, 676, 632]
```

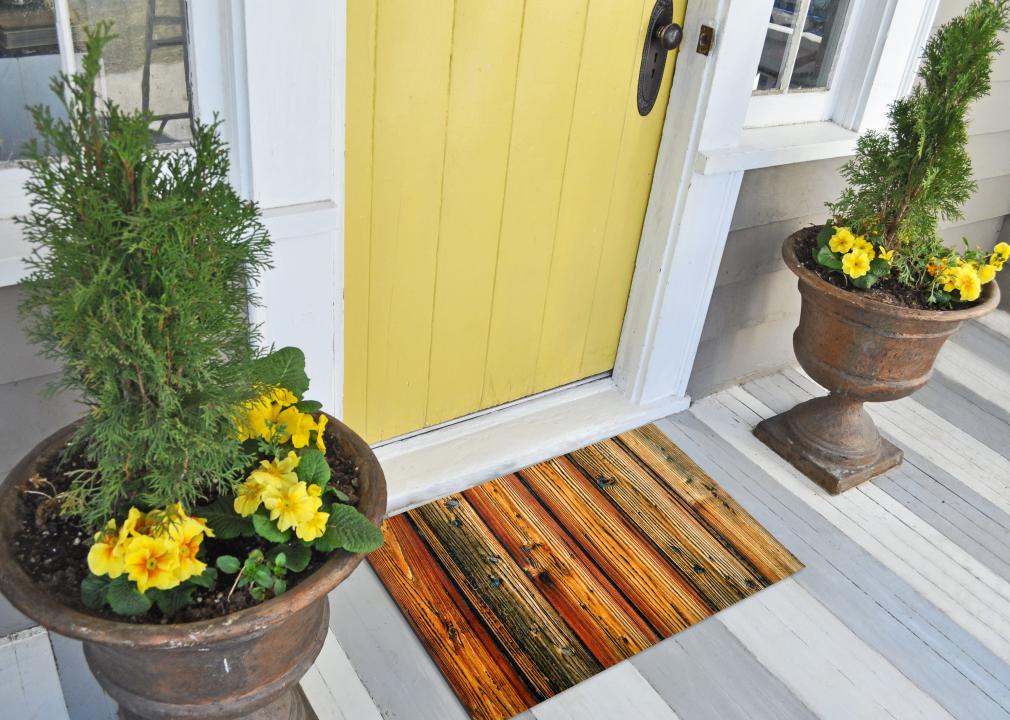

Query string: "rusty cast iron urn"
[755, 229, 1000, 494]
[0, 414, 386, 719]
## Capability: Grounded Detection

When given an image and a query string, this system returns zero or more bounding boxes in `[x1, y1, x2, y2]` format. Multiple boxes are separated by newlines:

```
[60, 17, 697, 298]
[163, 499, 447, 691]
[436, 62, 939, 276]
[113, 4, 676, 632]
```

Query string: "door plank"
[411, 497, 604, 699]
[533, 0, 652, 394]
[569, 438, 774, 607]
[481, 0, 592, 410]
[343, 0, 376, 430]
[369, 515, 538, 720]
[464, 476, 660, 666]
[619, 424, 804, 582]
[364, 0, 455, 441]
[519, 457, 713, 633]
[424, 0, 526, 427]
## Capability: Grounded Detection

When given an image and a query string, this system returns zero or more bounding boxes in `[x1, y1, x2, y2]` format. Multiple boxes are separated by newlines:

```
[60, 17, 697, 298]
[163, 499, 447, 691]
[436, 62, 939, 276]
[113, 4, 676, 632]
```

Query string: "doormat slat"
[368, 424, 802, 720]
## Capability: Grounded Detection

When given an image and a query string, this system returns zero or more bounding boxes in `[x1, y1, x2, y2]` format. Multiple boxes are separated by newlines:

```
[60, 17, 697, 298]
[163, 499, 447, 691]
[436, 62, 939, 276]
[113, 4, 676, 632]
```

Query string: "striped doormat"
[368, 423, 802, 720]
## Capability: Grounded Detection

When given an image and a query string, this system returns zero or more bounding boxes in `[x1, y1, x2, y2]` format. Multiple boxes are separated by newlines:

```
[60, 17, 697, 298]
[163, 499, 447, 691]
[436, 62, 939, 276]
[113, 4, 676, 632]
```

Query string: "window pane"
[790, 0, 851, 90]
[68, 0, 192, 143]
[755, 1, 799, 92]
[0, 1, 66, 162]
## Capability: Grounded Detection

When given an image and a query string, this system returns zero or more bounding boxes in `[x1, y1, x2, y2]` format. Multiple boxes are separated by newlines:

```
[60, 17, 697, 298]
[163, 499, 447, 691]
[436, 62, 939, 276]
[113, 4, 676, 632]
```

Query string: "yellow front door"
[346, 0, 686, 443]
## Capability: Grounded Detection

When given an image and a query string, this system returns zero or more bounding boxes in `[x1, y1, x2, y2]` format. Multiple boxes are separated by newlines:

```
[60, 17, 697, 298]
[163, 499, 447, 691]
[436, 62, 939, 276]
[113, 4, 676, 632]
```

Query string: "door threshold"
[375, 378, 690, 515]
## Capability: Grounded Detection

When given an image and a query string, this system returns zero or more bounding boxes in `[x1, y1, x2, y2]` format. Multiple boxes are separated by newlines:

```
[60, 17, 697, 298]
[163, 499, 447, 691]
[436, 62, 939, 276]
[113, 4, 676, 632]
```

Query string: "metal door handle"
[637, 0, 680, 115]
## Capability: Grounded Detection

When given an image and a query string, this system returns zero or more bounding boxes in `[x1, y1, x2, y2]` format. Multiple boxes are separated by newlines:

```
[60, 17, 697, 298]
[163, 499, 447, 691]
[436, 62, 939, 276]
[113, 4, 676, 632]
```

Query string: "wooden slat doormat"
[368, 424, 803, 720]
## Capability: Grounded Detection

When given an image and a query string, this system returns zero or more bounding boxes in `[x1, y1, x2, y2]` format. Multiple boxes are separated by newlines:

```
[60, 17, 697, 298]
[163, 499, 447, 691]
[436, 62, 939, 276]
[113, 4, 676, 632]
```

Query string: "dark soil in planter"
[12, 421, 362, 624]
[794, 226, 985, 311]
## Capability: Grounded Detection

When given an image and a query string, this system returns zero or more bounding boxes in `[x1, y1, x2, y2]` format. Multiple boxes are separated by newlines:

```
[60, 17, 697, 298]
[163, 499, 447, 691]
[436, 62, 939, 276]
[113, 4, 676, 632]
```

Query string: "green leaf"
[815, 245, 843, 270]
[850, 273, 879, 289]
[296, 400, 323, 413]
[298, 448, 331, 487]
[328, 488, 351, 503]
[187, 567, 218, 590]
[273, 578, 288, 596]
[273, 552, 287, 569]
[216, 555, 241, 574]
[80, 575, 109, 610]
[869, 258, 892, 276]
[252, 347, 310, 399]
[816, 223, 835, 248]
[106, 577, 153, 617]
[250, 586, 266, 602]
[199, 497, 255, 540]
[269, 542, 312, 573]
[252, 512, 291, 543]
[252, 566, 275, 589]
[149, 586, 195, 617]
[315, 504, 384, 554]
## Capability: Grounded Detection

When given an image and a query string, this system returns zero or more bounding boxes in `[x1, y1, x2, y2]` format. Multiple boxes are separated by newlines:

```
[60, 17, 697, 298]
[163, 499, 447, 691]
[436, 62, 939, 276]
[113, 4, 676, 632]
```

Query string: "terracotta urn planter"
[755, 229, 1000, 494]
[0, 414, 386, 720]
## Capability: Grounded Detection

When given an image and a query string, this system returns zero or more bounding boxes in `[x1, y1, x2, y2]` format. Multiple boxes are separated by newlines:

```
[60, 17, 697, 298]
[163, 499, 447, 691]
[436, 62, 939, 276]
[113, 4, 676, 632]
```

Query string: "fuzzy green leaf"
[815, 245, 843, 270]
[252, 512, 291, 543]
[298, 448, 331, 487]
[273, 578, 288, 596]
[253, 347, 310, 399]
[107, 577, 153, 617]
[80, 575, 109, 610]
[296, 400, 323, 413]
[315, 504, 384, 554]
[187, 567, 218, 590]
[850, 273, 879, 289]
[869, 259, 892, 276]
[269, 542, 312, 573]
[149, 586, 195, 617]
[816, 223, 835, 248]
[199, 497, 255, 540]
[215, 555, 241, 574]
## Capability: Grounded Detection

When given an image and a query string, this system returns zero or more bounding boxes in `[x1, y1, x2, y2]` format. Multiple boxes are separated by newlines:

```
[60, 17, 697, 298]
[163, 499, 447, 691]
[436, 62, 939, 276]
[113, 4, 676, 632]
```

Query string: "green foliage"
[16, 24, 272, 527]
[315, 504, 385, 554]
[268, 542, 311, 572]
[202, 497, 255, 539]
[297, 448, 331, 487]
[252, 511, 291, 542]
[218, 548, 289, 602]
[251, 347, 310, 399]
[825, 0, 1009, 294]
[106, 576, 153, 616]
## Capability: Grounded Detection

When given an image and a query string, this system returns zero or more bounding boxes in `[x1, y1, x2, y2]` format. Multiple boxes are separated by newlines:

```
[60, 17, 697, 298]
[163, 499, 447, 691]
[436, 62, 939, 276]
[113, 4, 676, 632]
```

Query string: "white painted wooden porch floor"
[6, 309, 1010, 719]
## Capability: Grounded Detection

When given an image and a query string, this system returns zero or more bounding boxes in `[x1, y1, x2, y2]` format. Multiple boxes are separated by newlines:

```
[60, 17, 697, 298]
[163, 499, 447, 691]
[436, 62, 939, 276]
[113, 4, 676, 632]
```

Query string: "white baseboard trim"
[375, 378, 690, 515]
[0, 626, 70, 720]
[300, 629, 382, 720]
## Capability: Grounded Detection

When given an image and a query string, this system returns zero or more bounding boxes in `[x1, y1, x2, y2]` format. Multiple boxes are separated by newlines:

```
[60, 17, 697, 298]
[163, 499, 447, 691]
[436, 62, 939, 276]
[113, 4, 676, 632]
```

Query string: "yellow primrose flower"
[263, 481, 321, 532]
[828, 226, 856, 254]
[266, 387, 298, 407]
[277, 407, 317, 449]
[979, 263, 997, 284]
[234, 474, 271, 517]
[314, 414, 328, 453]
[169, 517, 208, 582]
[853, 236, 875, 259]
[877, 246, 895, 264]
[146, 502, 188, 538]
[958, 267, 982, 302]
[296, 511, 330, 542]
[841, 249, 871, 279]
[995, 242, 1010, 262]
[235, 451, 301, 516]
[87, 520, 125, 578]
[124, 535, 181, 593]
[307, 483, 323, 498]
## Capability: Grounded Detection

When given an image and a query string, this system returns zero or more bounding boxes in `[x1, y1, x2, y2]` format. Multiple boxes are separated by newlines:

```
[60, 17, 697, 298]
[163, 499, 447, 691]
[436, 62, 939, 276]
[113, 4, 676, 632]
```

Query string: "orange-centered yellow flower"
[124, 535, 181, 593]
[87, 520, 126, 578]
[957, 267, 982, 302]
[841, 249, 871, 279]
[296, 510, 330, 542]
[263, 481, 321, 532]
[828, 226, 856, 254]
[235, 451, 301, 516]
[169, 517, 209, 582]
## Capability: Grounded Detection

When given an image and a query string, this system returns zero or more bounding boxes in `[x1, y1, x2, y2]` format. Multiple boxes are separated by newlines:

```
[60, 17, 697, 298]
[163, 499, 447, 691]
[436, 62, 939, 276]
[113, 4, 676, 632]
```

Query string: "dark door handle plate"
[637, 0, 682, 116]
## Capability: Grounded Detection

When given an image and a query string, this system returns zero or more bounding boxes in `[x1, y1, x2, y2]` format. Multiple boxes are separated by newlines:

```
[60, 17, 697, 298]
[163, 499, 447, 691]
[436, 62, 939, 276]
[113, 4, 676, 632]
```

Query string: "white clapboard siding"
[300, 629, 383, 720]
[718, 580, 954, 720]
[0, 628, 69, 720]
[692, 387, 1010, 664]
[530, 662, 681, 720]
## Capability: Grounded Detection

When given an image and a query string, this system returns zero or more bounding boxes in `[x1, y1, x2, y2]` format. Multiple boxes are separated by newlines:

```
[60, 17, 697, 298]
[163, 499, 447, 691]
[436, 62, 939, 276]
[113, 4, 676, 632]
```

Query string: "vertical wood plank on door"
[343, 0, 376, 428]
[580, 0, 686, 377]
[365, 0, 455, 441]
[424, 0, 526, 427]
[533, 0, 652, 395]
[481, 0, 592, 409]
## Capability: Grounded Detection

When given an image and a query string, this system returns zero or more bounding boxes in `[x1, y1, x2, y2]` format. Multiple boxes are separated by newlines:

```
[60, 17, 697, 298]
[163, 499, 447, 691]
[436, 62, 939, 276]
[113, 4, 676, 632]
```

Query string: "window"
[0, 0, 192, 164]
[747, 0, 858, 127]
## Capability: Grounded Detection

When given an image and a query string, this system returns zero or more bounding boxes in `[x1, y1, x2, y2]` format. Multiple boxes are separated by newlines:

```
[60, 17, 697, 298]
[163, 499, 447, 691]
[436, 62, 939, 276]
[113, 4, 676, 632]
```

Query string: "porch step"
[0, 627, 70, 720]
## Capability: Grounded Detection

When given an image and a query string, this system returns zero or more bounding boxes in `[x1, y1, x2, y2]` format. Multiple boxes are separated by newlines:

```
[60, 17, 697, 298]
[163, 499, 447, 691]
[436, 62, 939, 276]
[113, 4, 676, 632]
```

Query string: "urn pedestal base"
[754, 394, 903, 494]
